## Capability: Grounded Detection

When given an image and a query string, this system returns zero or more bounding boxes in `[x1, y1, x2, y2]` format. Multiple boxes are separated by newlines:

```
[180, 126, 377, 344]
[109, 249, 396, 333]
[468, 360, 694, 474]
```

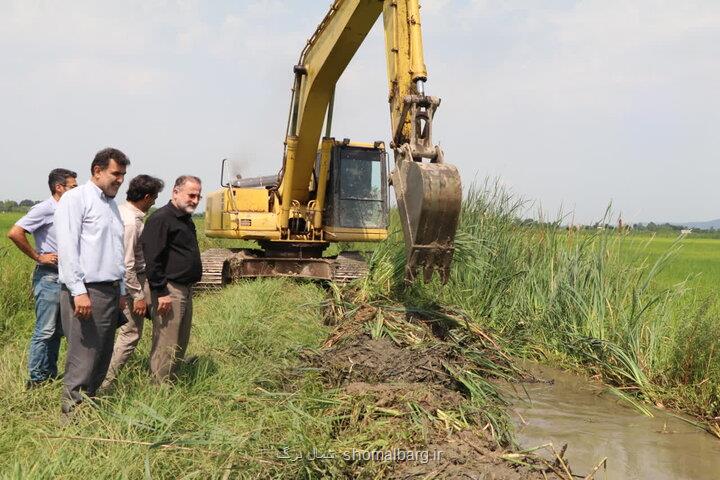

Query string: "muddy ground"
[305, 302, 589, 479]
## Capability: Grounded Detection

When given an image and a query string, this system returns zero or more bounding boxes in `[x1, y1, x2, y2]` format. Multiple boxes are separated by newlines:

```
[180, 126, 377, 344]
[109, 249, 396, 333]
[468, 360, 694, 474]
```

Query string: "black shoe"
[182, 355, 199, 366]
[59, 409, 77, 427]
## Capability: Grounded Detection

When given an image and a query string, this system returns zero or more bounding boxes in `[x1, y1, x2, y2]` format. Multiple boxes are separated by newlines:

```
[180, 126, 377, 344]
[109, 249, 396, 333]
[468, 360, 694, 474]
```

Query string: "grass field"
[0, 211, 559, 478]
[624, 232, 720, 293]
[0, 213, 34, 339]
[2, 188, 720, 476]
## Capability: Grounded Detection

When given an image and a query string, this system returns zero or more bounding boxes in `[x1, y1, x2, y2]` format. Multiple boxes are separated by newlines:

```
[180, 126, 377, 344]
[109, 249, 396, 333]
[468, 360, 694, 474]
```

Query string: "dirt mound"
[313, 336, 458, 387]
[389, 430, 562, 480]
[342, 381, 465, 413]
[304, 299, 585, 479]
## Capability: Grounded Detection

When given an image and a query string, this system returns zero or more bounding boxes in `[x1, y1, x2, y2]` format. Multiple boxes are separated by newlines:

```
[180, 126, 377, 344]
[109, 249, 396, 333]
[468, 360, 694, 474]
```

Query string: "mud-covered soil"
[306, 301, 585, 479]
[314, 336, 458, 386]
[391, 430, 556, 480]
[342, 381, 465, 413]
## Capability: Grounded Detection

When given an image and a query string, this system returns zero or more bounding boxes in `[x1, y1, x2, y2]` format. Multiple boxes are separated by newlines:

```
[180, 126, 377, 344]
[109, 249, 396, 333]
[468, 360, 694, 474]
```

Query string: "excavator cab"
[317, 136, 461, 284]
[320, 140, 388, 232]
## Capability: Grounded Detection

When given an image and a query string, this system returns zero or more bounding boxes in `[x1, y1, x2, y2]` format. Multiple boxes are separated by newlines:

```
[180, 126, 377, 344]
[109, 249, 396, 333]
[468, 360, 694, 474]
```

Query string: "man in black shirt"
[141, 175, 202, 382]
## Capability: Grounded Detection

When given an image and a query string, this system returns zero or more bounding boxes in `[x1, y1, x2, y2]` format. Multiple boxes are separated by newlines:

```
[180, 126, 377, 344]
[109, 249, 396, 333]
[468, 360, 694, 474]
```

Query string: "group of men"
[7, 148, 203, 418]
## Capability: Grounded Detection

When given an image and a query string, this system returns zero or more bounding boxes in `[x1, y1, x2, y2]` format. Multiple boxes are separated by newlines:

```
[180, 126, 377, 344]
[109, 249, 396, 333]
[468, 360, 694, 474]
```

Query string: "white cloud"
[1, 1, 718, 222]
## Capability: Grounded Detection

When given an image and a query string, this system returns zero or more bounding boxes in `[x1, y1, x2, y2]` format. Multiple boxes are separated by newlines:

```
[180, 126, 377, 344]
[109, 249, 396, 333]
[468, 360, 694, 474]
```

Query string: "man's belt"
[85, 280, 121, 287]
[35, 264, 59, 272]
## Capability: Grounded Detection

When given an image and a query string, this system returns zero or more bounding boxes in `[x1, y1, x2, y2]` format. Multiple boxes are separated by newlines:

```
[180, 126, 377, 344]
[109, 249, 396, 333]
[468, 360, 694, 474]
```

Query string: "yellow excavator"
[201, 0, 462, 287]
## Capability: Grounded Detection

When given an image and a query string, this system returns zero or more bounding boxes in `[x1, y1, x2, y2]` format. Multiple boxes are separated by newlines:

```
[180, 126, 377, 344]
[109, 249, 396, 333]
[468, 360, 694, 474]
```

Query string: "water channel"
[503, 363, 720, 479]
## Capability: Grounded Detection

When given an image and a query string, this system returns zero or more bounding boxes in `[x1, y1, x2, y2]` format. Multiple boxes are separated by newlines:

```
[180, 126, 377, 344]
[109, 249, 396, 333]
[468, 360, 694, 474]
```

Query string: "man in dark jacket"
[141, 175, 202, 382]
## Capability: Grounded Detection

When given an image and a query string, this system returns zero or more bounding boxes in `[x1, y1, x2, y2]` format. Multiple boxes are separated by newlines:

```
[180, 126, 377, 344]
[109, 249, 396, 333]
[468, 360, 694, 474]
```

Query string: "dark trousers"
[60, 282, 120, 413]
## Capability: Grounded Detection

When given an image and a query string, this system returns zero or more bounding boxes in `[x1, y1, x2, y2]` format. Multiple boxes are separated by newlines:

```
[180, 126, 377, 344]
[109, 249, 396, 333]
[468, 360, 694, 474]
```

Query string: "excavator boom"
[281, 0, 462, 282]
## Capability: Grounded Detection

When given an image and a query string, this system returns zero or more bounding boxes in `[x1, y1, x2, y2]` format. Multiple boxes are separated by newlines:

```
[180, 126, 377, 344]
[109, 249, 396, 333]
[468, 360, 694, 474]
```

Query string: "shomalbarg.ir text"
[276, 447, 443, 464]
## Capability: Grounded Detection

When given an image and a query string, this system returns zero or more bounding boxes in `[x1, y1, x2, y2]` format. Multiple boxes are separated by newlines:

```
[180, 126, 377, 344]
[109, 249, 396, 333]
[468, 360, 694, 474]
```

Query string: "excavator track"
[332, 251, 369, 284]
[198, 248, 369, 290]
[197, 248, 234, 291]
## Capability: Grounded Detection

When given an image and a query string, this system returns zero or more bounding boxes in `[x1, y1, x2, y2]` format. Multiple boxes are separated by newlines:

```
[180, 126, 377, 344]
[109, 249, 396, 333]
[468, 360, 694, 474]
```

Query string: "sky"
[1, 0, 718, 224]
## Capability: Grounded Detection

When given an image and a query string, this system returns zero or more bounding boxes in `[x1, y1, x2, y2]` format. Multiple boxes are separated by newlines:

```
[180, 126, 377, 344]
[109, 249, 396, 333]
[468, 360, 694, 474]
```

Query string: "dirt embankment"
[305, 301, 587, 479]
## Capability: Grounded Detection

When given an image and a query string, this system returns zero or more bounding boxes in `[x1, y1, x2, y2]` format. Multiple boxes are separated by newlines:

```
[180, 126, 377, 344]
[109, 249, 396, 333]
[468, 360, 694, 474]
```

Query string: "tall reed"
[364, 180, 720, 418]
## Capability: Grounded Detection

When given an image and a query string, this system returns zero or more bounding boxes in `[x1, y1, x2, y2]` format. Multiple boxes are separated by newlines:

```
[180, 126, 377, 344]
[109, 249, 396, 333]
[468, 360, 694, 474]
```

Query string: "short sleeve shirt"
[15, 197, 58, 255]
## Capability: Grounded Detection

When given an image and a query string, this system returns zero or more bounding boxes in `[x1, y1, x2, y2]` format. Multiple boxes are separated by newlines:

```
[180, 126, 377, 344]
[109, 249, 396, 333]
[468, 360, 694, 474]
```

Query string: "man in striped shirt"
[101, 175, 164, 389]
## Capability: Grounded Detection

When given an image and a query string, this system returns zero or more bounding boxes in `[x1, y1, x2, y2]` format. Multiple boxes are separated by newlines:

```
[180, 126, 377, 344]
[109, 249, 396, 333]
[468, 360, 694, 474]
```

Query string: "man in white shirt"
[7, 168, 77, 388]
[101, 174, 164, 389]
[54, 147, 130, 415]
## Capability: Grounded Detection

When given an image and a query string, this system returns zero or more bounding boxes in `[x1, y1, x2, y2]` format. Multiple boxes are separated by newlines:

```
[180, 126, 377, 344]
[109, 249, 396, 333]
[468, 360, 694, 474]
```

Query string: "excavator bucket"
[391, 160, 462, 283]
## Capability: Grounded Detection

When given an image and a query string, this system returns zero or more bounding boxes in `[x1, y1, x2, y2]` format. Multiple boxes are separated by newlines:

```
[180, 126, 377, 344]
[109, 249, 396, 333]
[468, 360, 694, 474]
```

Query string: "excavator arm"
[280, 0, 462, 282]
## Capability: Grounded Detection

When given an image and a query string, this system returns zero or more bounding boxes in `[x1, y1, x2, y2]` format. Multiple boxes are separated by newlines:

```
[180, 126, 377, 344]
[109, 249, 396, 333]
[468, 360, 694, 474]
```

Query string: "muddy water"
[505, 363, 720, 480]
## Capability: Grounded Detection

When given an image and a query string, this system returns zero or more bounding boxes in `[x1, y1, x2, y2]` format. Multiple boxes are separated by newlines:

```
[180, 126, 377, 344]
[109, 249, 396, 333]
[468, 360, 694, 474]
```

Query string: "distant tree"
[19, 199, 34, 207]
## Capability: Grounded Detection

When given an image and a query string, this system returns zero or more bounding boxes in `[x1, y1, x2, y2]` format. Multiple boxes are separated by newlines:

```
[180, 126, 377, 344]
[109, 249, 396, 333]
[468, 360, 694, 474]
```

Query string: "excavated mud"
[390, 430, 554, 480]
[313, 336, 458, 386]
[342, 382, 465, 413]
[306, 302, 584, 479]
